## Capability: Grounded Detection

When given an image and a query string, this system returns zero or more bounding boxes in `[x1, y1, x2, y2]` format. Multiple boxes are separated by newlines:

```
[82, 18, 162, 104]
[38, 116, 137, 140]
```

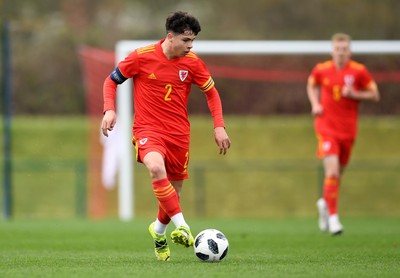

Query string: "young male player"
[101, 11, 231, 260]
[307, 33, 380, 235]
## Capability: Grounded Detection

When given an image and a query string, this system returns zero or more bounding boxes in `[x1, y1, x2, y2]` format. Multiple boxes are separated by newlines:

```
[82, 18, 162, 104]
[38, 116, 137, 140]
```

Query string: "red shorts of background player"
[316, 134, 355, 166]
[132, 132, 190, 181]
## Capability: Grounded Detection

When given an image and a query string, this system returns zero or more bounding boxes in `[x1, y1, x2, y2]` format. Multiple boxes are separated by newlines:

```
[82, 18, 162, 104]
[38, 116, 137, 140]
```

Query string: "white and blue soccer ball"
[194, 229, 229, 262]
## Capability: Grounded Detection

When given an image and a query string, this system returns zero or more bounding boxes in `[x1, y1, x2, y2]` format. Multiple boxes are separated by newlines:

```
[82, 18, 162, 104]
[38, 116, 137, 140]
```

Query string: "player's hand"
[214, 126, 231, 155]
[342, 85, 354, 98]
[101, 110, 117, 137]
[311, 103, 323, 116]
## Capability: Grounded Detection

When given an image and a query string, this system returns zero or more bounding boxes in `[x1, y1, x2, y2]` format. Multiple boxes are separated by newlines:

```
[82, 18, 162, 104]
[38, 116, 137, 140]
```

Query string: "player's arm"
[203, 86, 231, 155]
[307, 76, 323, 116]
[342, 81, 380, 102]
[101, 67, 128, 137]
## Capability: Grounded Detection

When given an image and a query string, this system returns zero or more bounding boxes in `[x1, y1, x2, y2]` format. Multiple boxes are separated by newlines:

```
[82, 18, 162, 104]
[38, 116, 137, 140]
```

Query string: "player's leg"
[155, 203, 170, 235]
[316, 135, 343, 234]
[148, 203, 172, 261]
[148, 219, 170, 261]
[322, 155, 343, 235]
[323, 155, 341, 215]
[165, 144, 194, 247]
[140, 151, 171, 261]
[169, 180, 194, 247]
[144, 151, 193, 247]
[141, 150, 177, 260]
[325, 139, 354, 235]
[143, 151, 182, 217]
[154, 181, 191, 236]
[134, 135, 184, 259]
[316, 197, 329, 232]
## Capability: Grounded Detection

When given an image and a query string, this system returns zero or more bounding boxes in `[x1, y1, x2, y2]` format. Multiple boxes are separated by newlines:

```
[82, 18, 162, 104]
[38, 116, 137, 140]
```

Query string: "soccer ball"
[194, 229, 229, 262]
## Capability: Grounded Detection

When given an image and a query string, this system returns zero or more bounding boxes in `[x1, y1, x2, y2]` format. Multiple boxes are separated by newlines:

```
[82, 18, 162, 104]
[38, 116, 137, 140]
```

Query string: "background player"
[101, 11, 231, 260]
[307, 33, 380, 235]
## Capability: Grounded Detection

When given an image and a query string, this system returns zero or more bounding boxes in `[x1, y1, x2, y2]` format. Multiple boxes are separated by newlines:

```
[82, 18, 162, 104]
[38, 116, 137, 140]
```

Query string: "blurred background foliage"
[1, 0, 400, 115]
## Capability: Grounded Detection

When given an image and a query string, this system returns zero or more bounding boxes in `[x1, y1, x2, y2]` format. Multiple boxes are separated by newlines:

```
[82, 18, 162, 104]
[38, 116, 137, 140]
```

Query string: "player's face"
[170, 30, 196, 57]
[331, 40, 351, 67]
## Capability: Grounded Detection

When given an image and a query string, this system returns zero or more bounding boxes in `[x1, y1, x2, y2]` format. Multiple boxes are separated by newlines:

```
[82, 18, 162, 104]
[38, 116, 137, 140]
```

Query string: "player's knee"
[147, 163, 166, 179]
[325, 170, 340, 179]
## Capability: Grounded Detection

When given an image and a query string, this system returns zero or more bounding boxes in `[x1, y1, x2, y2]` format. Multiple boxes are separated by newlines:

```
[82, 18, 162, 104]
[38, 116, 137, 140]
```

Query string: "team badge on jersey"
[139, 138, 148, 145]
[179, 70, 188, 82]
[344, 75, 354, 86]
[322, 141, 331, 152]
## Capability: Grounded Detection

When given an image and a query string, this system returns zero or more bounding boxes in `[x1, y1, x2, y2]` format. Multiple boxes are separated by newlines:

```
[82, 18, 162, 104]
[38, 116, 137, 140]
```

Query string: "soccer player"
[101, 11, 231, 260]
[307, 33, 380, 235]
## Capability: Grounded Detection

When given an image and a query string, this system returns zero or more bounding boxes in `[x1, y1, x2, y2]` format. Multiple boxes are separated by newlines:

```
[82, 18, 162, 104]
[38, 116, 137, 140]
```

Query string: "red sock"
[157, 203, 171, 224]
[152, 178, 181, 218]
[157, 193, 181, 224]
[323, 176, 340, 215]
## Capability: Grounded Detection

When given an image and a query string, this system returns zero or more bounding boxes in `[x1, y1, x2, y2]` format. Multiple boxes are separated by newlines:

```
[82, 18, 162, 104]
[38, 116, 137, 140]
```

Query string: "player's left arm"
[194, 58, 231, 154]
[342, 67, 380, 102]
[342, 80, 380, 102]
[203, 86, 231, 155]
[307, 75, 324, 116]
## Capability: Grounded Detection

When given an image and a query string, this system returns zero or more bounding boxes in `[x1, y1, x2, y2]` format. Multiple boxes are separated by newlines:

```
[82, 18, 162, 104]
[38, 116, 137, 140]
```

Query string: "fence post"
[75, 161, 87, 218]
[194, 166, 205, 217]
[317, 164, 324, 198]
[2, 21, 13, 220]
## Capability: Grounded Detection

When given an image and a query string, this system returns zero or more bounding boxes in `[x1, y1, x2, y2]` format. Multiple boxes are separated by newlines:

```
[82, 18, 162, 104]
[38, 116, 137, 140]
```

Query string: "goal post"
[115, 40, 400, 221]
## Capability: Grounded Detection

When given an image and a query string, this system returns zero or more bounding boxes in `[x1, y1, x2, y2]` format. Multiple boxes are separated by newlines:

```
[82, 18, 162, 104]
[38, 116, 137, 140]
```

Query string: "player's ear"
[166, 32, 174, 42]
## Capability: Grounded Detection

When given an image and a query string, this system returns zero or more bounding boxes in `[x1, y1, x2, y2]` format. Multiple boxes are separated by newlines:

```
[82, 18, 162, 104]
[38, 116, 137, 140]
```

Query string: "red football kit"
[103, 40, 225, 180]
[308, 60, 375, 165]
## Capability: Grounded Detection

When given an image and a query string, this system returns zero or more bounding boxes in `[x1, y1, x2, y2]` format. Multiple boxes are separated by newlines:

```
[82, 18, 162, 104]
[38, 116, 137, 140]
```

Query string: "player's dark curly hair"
[165, 11, 201, 35]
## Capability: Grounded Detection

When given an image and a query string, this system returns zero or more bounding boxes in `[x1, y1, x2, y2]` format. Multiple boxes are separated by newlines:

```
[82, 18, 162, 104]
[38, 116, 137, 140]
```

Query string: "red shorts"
[316, 134, 355, 166]
[132, 132, 190, 181]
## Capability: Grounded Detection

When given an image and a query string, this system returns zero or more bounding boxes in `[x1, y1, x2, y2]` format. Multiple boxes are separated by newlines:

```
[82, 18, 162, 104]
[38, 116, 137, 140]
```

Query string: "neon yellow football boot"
[148, 222, 170, 261]
[170, 225, 194, 248]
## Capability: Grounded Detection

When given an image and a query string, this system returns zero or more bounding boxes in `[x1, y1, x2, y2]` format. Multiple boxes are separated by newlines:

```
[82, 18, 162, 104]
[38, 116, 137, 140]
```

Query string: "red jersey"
[309, 60, 374, 140]
[105, 40, 224, 146]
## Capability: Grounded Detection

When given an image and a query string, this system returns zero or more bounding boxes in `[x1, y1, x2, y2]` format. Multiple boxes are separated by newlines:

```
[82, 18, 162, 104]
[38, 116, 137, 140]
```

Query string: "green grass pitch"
[1, 116, 399, 276]
[1, 217, 399, 277]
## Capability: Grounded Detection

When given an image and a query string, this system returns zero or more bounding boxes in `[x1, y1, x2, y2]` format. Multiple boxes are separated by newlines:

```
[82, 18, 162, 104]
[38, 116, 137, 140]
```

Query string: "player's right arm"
[101, 75, 119, 137]
[101, 63, 130, 137]
[307, 75, 323, 116]
[101, 51, 136, 137]
[101, 109, 116, 137]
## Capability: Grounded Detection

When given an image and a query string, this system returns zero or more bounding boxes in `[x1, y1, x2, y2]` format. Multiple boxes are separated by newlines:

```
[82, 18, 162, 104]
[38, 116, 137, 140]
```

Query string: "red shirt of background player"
[309, 60, 375, 140]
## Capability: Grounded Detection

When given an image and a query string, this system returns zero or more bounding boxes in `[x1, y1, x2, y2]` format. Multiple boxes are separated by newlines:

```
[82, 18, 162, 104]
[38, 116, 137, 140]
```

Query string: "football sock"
[152, 178, 182, 218]
[171, 212, 189, 229]
[154, 218, 168, 235]
[157, 203, 171, 226]
[323, 176, 340, 215]
[156, 189, 183, 226]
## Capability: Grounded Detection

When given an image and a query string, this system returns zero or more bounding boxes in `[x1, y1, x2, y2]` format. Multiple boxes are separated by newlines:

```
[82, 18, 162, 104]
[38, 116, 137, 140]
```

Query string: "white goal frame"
[115, 40, 400, 221]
